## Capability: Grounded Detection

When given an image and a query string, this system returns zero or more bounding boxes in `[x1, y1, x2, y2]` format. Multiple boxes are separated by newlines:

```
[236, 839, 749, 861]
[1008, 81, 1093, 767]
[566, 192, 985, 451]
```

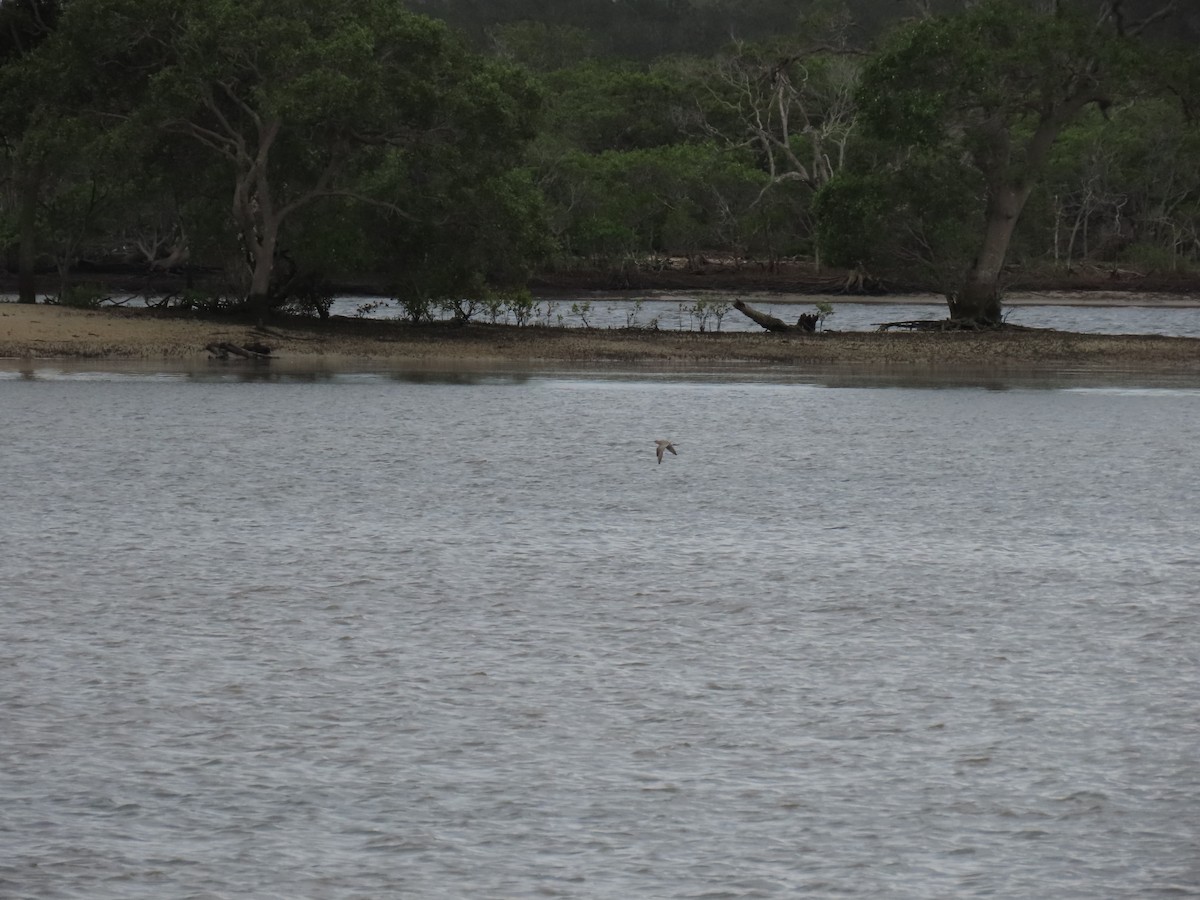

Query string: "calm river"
[2, 361, 1199, 898]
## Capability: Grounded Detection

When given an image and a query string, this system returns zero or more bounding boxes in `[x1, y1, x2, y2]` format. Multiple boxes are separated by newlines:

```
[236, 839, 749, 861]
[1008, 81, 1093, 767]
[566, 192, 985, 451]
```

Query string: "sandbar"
[1, 302, 1198, 372]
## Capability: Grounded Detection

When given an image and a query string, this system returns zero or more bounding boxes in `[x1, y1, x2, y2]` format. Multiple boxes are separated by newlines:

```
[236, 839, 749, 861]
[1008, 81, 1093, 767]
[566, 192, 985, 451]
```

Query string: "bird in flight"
[655, 440, 678, 464]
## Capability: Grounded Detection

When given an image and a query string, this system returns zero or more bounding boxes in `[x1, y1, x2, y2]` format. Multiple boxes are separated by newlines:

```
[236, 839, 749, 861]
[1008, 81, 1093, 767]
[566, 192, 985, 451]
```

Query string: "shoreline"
[2, 302, 1199, 371]
[534, 287, 1200, 308]
[5, 261, 1200, 308]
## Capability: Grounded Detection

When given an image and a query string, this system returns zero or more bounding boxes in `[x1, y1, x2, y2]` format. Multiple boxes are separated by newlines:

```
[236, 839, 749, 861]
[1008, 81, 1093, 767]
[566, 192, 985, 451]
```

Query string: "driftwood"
[874, 319, 961, 332]
[205, 340, 272, 359]
[874, 319, 1039, 332]
[733, 299, 817, 333]
[796, 313, 818, 332]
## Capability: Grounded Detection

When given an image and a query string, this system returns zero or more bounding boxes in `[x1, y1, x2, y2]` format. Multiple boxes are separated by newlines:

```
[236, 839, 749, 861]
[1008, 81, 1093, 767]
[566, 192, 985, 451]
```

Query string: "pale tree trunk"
[231, 122, 281, 325]
[245, 226, 277, 326]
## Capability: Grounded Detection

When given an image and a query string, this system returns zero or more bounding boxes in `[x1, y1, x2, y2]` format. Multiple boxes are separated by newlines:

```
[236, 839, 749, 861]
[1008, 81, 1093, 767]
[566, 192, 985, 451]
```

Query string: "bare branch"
[1103, 0, 1179, 37]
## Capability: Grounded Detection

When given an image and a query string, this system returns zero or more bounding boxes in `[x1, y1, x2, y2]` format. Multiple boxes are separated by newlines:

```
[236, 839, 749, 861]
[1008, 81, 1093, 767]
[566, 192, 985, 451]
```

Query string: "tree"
[814, 139, 987, 291]
[538, 59, 692, 154]
[698, 42, 859, 197]
[679, 32, 862, 267]
[1037, 100, 1200, 275]
[0, 0, 64, 302]
[44, 0, 542, 320]
[355, 164, 552, 311]
[850, 0, 1182, 322]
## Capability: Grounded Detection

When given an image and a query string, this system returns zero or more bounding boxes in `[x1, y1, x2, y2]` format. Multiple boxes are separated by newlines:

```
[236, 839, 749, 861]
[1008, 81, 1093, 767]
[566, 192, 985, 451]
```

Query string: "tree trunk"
[235, 143, 283, 326]
[951, 183, 1029, 323]
[248, 259, 273, 325]
[950, 98, 1091, 323]
[242, 214, 277, 326]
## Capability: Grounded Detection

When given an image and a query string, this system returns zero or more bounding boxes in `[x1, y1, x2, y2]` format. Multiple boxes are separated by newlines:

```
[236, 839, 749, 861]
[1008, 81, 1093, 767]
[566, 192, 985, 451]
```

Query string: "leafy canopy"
[856, 0, 1129, 167]
[29, 0, 546, 304]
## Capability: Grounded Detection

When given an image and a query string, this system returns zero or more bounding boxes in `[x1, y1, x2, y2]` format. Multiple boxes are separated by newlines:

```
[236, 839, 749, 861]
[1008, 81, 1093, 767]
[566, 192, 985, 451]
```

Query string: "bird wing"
[656, 444, 664, 462]
[666, 443, 677, 455]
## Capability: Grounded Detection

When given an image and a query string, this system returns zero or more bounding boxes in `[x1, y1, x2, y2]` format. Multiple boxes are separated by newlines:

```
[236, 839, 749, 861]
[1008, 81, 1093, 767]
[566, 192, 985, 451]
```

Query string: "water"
[326, 292, 1200, 337]
[2, 364, 1199, 898]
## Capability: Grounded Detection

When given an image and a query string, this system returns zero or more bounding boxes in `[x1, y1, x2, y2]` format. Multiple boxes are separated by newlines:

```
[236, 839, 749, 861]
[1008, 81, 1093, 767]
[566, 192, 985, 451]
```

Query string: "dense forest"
[1, 0, 1198, 322]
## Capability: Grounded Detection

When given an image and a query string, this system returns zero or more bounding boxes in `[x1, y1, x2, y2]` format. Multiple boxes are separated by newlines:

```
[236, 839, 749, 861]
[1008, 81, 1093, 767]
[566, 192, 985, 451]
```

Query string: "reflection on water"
[2, 368, 1198, 899]
[5, 357, 1200, 393]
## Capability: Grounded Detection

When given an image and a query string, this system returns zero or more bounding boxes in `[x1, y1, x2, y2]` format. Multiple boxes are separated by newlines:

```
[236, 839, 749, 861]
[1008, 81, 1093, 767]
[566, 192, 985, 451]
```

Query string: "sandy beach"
[2, 301, 1199, 370]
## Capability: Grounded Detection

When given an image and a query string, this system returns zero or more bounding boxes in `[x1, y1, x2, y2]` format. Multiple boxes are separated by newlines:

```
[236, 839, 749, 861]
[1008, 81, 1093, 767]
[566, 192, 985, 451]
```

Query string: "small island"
[3, 301, 1198, 373]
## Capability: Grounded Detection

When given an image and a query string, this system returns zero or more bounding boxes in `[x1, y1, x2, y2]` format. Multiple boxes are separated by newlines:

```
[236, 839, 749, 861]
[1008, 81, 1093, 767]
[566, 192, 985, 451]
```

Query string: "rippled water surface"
[3, 364, 1199, 898]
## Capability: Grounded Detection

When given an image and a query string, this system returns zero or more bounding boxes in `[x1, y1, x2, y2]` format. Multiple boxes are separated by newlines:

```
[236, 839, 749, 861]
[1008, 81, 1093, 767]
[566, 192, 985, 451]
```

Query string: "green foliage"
[837, 0, 1198, 306]
[50, 283, 109, 309]
[1009, 99, 1200, 274]
[570, 300, 594, 328]
[688, 298, 731, 332]
[1125, 242, 1191, 275]
[812, 173, 892, 270]
[374, 165, 551, 308]
[468, 287, 539, 325]
[857, 1, 1126, 152]
[815, 145, 984, 290]
[412, 0, 946, 62]
[397, 297, 435, 323]
[541, 142, 771, 265]
[489, 21, 598, 72]
[26, 0, 546, 317]
[539, 60, 691, 153]
[504, 289, 537, 326]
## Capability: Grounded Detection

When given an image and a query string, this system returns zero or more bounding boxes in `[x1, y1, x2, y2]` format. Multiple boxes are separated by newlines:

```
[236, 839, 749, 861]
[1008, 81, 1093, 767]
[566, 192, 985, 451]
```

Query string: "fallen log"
[206, 340, 272, 359]
[874, 319, 1038, 332]
[733, 299, 816, 333]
